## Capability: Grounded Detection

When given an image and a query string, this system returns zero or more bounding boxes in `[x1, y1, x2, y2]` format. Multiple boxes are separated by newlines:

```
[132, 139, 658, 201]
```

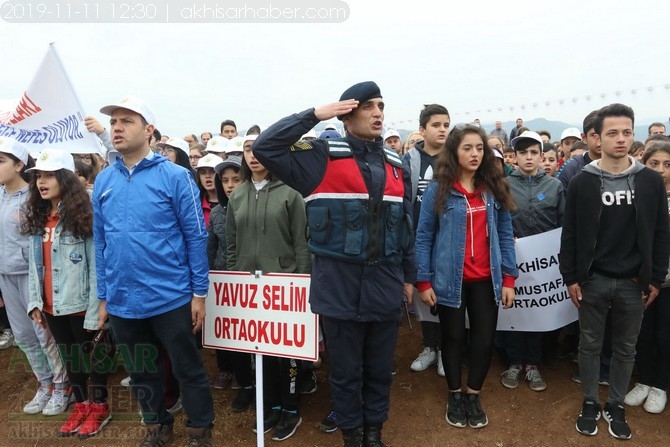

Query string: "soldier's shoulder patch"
[290, 140, 314, 151]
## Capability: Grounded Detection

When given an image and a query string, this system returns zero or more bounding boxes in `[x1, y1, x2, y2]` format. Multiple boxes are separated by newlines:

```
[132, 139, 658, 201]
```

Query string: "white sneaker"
[437, 350, 445, 377]
[410, 347, 437, 372]
[0, 329, 15, 350]
[42, 387, 74, 416]
[644, 387, 667, 414]
[23, 385, 52, 414]
[120, 376, 132, 387]
[624, 383, 650, 406]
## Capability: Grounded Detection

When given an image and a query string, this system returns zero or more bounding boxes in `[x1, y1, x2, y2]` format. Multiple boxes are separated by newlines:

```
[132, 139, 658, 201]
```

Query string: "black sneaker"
[602, 402, 631, 440]
[575, 399, 600, 436]
[446, 392, 467, 428]
[318, 411, 338, 433]
[252, 408, 282, 434]
[299, 372, 317, 395]
[271, 410, 302, 441]
[231, 387, 254, 412]
[463, 393, 488, 428]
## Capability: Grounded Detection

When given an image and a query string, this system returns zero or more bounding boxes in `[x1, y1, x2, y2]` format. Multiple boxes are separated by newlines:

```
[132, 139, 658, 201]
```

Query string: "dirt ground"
[1, 314, 668, 447]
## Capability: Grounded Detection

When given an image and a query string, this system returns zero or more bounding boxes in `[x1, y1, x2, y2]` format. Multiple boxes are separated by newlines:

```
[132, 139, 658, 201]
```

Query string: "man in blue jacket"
[93, 96, 214, 447]
[253, 81, 416, 447]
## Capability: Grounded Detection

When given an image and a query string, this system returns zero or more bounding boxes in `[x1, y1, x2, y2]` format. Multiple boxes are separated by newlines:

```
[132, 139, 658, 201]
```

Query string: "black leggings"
[438, 280, 498, 392]
[45, 313, 109, 403]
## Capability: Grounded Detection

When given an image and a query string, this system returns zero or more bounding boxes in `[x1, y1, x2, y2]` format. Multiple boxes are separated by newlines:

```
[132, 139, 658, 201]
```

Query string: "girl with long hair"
[625, 142, 670, 414]
[24, 148, 110, 438]
[226, 135, 311, 441]
[415, 124, 518, 429]
[0, 139, 69, 417]
[195, 153, 223, 228]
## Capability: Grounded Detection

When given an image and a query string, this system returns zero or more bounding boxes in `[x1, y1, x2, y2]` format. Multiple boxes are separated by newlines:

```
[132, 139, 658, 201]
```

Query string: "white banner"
[498, 228, 577, 331]
[414, 228, 577, 331]
[203, 271, 318, 361]
[0, 44, 104, 155]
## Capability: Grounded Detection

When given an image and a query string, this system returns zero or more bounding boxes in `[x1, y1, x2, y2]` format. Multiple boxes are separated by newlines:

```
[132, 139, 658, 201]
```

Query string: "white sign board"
[203, 271, 318, 361]
[497, 228, 578, 331]
[413, 228, 578, 331]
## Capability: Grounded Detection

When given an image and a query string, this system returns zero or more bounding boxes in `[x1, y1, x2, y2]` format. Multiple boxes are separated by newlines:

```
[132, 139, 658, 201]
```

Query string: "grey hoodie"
[583, 156, 645, 278]
[0, 185, 30, 275]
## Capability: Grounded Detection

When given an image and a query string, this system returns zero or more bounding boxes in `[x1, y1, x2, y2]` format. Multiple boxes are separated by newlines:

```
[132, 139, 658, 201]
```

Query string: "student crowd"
[0, 83, 669, 447]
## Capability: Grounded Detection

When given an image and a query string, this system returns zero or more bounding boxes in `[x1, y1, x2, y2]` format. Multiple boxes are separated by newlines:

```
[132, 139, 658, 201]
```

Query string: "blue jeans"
[503, 330, 543, 366]
[578, 273, 644, 406]
[109, 302, 214, 428]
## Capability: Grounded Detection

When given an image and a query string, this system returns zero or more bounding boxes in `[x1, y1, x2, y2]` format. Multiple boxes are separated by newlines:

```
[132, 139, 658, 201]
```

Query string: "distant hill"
[309, 117, 666, 144]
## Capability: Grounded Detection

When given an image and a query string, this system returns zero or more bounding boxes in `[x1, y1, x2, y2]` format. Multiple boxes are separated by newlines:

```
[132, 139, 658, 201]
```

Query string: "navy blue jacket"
[253, 108, 417, 321]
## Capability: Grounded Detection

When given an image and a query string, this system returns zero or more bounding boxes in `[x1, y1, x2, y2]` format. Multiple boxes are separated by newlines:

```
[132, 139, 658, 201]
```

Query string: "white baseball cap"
[302, 129, 317, 140]
[511, 131, 544, 151]
[0, 136, 29, 164]
[26, 148, 75, 173]
[196, 153, 224, 170]
[383, 129, 401, 142]
[243, 134, 258, 144]
[157, 137, 189, 155]
[324, 123, 337, 130]
[225, 136, 245, 154]
[560, 127, 582, 142]
[99, 95, 157, 127]
[205, 136, 229, 153]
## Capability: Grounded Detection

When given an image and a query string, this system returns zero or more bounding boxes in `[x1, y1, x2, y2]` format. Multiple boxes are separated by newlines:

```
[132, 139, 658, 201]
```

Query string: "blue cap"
[338, 81, 382, 120]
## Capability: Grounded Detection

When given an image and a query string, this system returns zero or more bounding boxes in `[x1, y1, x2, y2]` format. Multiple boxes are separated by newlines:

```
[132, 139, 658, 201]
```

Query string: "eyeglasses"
[161, 148, 176, 156]
[189, 155, 203, 160]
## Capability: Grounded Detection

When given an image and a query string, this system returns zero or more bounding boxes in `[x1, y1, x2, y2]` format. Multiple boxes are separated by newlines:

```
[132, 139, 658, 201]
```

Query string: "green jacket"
[226, 179, 311, 274]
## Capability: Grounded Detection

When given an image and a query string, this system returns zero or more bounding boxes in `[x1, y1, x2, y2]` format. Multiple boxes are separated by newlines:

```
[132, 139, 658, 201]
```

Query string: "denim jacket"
[415, 182, 518, 308]
[27, 220, 99, 330]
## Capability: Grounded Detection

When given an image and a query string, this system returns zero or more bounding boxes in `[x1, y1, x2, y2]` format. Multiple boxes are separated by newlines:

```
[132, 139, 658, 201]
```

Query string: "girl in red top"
[24, 148, 110, 438]
[195, 154, 223, 228]
[415, 125, 517, 429]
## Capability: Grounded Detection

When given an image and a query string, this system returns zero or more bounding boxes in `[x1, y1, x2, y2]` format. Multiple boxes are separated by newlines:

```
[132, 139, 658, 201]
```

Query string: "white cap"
[196, 153, 224, 170]
[0, 136, 29, 164]
[560, 127, 582, 142]
[99, 95, 156, 127]
[302, 129, 317, 140]
[26, 148, 75, 173]
[324, 123, 337, 130]
[225, 136, 245, 154]
[243, 134, 258, 144]
[511, 131, 544, 151]
[383, 129, 401, 141]
[157, 137, 189, 155]
[205, 136, 229, 153]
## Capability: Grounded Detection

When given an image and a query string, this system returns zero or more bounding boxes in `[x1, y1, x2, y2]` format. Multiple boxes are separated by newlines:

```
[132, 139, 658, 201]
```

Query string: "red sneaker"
[59, 402, 89, 436]
[77, 402, 111, 439]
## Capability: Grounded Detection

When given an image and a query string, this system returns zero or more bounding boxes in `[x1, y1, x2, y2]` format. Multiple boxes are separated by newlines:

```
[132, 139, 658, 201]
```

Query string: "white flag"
[0, 43, 104, 155]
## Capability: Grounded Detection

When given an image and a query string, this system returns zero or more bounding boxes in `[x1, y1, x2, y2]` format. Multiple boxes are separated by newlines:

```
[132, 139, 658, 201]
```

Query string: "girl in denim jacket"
[415, 125, 518, 430]
[0, 138, 69, 416]
[24, 148, 110, 438]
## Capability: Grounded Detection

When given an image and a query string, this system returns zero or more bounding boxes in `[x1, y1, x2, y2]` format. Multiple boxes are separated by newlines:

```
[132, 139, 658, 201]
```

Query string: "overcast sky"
[1, 0, 669, 138]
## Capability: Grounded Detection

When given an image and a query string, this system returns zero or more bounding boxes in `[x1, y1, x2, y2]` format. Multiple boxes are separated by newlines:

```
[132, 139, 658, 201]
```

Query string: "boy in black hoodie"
[559, 103, 670, 440]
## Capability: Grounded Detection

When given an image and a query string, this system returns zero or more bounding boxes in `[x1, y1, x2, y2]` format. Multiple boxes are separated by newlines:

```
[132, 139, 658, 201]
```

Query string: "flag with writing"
[0, 43, 103, 155]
